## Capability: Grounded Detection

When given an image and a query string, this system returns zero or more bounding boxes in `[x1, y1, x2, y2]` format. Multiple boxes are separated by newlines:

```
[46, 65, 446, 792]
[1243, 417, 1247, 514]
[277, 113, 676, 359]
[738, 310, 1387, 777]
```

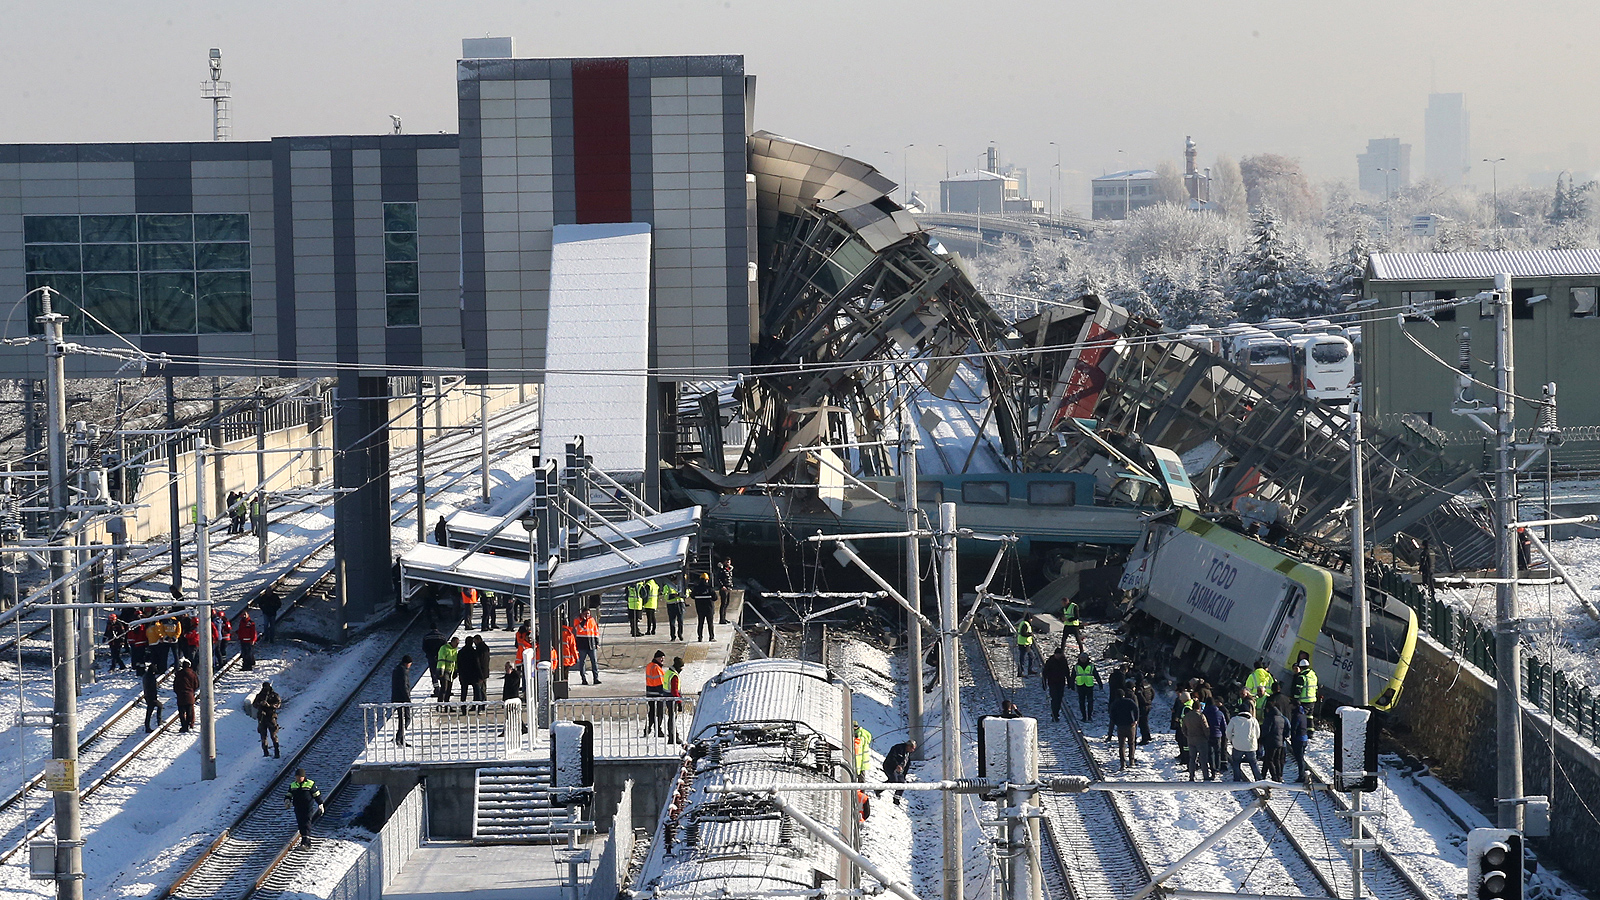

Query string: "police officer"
[626, 581, 645, 637]
[1059, 596, 1084, 653]
[1074, 653, 1102, 723]
[286, 769, 322, 848]
[1015, 618, 1035, 677]
[641, 578, 660, 635]
[1292, 655, 1319, 722]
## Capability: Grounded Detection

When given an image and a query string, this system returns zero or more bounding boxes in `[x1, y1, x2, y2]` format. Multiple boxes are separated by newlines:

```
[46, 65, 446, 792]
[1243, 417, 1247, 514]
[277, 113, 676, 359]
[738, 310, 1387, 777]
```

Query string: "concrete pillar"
[334, 373, 392, 631]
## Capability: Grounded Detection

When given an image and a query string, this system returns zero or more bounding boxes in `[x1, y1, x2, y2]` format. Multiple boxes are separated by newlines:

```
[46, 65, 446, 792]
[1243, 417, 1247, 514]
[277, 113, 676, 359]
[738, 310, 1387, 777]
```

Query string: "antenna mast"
[202, 48, 232, 141]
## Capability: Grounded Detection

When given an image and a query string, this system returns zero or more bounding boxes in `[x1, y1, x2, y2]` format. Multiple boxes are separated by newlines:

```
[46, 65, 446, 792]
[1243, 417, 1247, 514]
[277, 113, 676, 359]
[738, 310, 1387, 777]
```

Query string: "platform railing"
[553, 695, 696, 758]
[361, 700, 527, 764]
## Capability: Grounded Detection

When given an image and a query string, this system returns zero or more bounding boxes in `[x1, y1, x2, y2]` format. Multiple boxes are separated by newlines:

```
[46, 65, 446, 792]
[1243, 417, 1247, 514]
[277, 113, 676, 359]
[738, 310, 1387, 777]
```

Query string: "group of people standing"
[422, 629, 496, 704]
[224, 489, 265, 536]
[625, 559, 734, 643]
[456, 587, 524, 633]
[104, 603, 265, 677]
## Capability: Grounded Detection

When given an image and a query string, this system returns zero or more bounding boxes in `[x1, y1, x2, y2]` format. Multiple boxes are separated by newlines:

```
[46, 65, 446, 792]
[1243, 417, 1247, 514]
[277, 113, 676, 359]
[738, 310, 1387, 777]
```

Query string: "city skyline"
[0, 1, 1594, 213]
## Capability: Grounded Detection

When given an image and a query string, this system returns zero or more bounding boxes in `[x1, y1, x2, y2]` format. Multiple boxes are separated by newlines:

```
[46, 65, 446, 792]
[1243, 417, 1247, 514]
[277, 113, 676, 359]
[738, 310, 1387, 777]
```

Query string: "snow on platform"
[381, 839, 595, 900]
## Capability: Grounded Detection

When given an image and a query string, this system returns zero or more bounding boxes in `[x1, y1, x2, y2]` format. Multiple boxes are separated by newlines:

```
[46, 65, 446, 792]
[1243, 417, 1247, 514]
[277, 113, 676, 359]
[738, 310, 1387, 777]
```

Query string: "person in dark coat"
[173, 658, 199, 732]
[455, 635, 485, 703]
[501, 660, 523, 702]
[421, 626, 447, 695]
[691, 572, 717, 641]
[254, 680, 282, 758]
[1171, 690, 1191, 764]
[1204, 696, 1228, 777]
[258, 589, 282, 643]
[1040, 648, 1072, 722]
[390, 655, 414, 746]
[880, 739, 916, 803]
[104, 612, 128, 672]
[286, 769, 321, 848]
[1108, 689, 1140, 770]
[1183, 699, 1213, 781]
[1105, 665, 1127, 740]
[1289, 703, 1311, 782]
[1133, 673, 1155, 744]
[1261, 697, 1289, 782]
[472, 635, 492, 703]
[142, 667, 164, 733]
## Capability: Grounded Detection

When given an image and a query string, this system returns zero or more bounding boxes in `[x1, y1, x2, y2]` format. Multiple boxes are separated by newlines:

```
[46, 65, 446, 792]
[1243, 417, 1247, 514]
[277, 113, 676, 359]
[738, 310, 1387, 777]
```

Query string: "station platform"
[384, 840, 595, 900]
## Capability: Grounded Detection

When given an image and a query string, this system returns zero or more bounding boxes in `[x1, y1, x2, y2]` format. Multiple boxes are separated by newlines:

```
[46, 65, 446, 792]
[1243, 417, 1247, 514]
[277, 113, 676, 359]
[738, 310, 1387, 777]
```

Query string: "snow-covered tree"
[1229, 206, 1305, 321]
[1211, 156, 1247, 219]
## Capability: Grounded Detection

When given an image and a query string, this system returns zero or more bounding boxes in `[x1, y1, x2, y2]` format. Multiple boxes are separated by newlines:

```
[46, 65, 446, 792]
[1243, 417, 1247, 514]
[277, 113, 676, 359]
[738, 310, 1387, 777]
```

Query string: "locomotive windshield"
[1322, 589, 1411, 664]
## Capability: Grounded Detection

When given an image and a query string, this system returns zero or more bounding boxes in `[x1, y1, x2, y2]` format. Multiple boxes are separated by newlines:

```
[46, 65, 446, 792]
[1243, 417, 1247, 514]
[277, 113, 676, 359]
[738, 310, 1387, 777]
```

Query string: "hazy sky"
[2, 0, 1596, 212]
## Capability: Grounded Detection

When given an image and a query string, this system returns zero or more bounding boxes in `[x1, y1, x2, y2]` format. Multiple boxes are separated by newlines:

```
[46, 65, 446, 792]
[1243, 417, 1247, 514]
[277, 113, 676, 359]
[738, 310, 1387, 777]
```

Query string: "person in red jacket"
[180, 614, 201, 669]
[234, 611, 259, 671]
[125, 610, 149, 672]
[211, 609, 232, 669]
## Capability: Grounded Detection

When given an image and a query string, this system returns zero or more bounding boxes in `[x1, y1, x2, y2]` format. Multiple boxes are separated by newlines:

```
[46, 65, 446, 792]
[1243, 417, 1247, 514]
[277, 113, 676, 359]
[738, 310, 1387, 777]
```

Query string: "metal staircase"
[472, 764, 568, 843]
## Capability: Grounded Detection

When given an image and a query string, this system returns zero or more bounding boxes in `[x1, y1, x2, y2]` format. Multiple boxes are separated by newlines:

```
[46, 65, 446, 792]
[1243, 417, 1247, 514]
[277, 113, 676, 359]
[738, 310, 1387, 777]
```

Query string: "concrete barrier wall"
[1393, 633, 1600, 893]
[83, 383, 531, 550]
[326, 779, 427, 900]
[587, 779, 634, 900]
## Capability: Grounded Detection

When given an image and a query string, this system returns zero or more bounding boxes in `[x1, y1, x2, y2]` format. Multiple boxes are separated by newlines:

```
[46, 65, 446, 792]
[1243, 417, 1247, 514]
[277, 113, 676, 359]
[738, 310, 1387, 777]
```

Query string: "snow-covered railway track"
[1267, 760, 1441, 900]
[964, 632, 1151, 900]
[161, 615, 423, 900]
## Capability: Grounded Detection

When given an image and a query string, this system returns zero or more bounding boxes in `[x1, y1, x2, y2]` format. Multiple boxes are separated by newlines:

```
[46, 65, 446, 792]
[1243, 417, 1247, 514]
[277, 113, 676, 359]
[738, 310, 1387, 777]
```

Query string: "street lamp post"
[1049, 140, 1061, 224]
[1483, 157, 1506, 226]
[902, 143, 914, 207]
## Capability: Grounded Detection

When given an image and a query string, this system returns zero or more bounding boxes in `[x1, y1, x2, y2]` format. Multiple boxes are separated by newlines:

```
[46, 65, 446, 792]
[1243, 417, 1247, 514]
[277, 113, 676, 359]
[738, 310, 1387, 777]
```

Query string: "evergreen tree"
[1229, 206, 1309, 321]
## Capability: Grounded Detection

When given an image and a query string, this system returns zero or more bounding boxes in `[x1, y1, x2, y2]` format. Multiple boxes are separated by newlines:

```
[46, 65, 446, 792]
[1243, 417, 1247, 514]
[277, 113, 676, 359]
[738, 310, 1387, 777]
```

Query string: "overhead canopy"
[400, 535, 693, 603]
[440, 506, 702, 559]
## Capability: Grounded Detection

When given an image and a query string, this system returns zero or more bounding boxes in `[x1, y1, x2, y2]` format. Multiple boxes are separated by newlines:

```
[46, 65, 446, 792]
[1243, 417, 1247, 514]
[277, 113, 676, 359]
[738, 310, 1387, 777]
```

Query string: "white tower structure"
[201, 48, 232, 141]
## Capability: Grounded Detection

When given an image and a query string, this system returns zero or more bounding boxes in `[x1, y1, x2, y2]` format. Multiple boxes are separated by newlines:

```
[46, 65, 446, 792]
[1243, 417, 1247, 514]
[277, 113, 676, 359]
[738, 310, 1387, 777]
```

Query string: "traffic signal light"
[1467, 827, 1523, 900]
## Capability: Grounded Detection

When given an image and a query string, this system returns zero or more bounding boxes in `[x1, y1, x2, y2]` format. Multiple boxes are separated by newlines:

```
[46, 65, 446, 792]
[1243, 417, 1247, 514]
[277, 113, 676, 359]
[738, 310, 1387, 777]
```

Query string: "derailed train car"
[632, 659, 858, 900]
[1120, 508, 1418, 710]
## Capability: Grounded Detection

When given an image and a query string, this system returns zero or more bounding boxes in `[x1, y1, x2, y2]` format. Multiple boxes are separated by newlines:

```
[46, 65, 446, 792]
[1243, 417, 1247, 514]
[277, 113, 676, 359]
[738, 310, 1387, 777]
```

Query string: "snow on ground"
[829, 640, 913, 893]
[0, 398, 546, 898]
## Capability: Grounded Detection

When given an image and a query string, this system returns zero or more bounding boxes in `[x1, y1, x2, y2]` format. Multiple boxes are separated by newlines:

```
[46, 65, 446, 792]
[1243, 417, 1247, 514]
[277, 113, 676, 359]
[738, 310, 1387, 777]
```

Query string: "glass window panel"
[196, 242, 250, 270]
[384, 231, 418, 262]
[82, 273, 141, 335]
[138, 214, 192, 243]
[386, 261, 418, 295]
[961, 481, 1010, 505]
[25, 244, 81, 272]
[81, 215, 136, 243]
[141, 273, 196, 334]
[194, 213, 249, 242]
[386, 293, 420, 327]
[1027, 481, 1077, 506]
[140, 243, 194, 271]
[23, 216, 79, 244]
[82, 243, 138, 272]
[26, 273, 82, 335]
[383, 203, 417, 234]
[197, 271, 252, 333]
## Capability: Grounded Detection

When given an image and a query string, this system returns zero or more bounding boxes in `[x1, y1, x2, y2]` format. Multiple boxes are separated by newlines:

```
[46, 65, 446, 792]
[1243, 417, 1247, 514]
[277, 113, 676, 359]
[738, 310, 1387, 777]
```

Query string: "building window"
[23, 213, 251, 336]
[1512, 287, 1535, 320]
[384, 202, 419, 327]
[1572, 287, 1597, 317]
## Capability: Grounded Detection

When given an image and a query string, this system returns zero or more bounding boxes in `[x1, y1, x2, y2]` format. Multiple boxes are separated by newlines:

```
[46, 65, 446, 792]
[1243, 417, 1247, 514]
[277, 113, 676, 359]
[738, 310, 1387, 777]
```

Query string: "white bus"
[1290, 333, 1356, 405]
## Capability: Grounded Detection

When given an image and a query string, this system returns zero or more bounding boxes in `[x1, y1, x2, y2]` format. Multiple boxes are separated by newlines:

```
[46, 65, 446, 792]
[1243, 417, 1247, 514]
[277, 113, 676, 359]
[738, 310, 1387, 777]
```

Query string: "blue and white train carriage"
[631, 659, 858, 900]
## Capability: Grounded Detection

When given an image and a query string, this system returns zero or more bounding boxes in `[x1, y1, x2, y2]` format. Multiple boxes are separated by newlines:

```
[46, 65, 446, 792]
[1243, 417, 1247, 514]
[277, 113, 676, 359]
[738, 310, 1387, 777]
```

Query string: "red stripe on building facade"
[571, 59, 632, 224]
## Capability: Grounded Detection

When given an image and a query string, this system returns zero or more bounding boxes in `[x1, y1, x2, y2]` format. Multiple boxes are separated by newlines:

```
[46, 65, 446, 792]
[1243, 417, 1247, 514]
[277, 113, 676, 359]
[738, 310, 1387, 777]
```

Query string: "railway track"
[964, 630, 1150, 900]
[161, 614, 423, 900]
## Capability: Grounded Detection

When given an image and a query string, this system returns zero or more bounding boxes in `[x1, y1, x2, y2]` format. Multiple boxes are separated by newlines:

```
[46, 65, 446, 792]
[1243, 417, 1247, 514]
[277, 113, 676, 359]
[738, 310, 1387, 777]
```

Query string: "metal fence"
[553, 696, 696, 759]
[361, 700, 528, 765]
[1377, 565, 1600, 746]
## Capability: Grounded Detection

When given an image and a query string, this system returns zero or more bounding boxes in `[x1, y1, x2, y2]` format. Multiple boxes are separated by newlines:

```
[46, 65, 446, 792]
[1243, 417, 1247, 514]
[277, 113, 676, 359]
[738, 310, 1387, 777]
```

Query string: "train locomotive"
[1119, 508, 1418, 709]
[632, 658, 859, 900]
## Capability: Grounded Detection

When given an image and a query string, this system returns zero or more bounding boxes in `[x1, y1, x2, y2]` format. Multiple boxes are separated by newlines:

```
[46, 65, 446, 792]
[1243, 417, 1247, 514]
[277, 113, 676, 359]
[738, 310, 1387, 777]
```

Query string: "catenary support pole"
[194, 442, 217, 781]
[1492, 274, 1524, 830]
[900, 406, 924, 756]
[255, 394, 268, 564]
[937, 502, 962, 900]
[1348, 399, 1369, 900]
[479, 387, 491, 504]
[415, 378, 426, 543]
[165, 374, 182, 598]
[41, 292, 83, 900]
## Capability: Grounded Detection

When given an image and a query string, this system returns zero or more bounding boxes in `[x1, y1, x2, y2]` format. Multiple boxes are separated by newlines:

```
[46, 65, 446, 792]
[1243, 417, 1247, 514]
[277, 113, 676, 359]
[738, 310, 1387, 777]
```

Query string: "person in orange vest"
[460, 587, 479, 630]
[560, 623, 578, 670]
[573, 609, 601, 685]
[644, 651, 668, 737]
[515, 622, 534, 661]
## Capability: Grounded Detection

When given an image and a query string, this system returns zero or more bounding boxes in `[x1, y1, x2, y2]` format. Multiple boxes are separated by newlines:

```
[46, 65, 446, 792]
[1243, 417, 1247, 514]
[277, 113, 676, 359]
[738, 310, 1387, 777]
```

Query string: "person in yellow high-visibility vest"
[625, 582, 645, 637]
[852, 721, 873, 776]
[1244, 658, 1275, 716]
[641, 578, 660, 636]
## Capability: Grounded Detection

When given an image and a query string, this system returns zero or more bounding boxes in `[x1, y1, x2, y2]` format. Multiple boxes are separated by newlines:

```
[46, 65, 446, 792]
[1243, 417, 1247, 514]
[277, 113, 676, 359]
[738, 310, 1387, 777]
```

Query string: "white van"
[1290, 333, 1357, 405]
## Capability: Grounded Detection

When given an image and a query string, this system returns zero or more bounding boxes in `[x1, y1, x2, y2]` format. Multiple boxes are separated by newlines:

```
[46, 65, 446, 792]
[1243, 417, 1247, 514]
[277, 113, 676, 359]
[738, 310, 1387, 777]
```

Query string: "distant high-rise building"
[1357, 138, 1411, 197]
[1424, 93, 1470, 186]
